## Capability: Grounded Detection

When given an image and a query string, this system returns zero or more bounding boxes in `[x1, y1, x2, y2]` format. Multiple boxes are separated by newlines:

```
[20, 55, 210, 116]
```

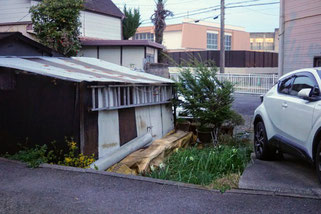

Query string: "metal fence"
[170, 72, 279, 94]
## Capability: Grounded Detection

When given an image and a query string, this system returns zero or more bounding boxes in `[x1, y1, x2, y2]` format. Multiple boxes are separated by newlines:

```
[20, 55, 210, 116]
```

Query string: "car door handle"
[282, 103, 288, 108]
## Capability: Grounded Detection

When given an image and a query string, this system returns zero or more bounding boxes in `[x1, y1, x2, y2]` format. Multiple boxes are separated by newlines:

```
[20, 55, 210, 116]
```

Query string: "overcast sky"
[113, 0, 280, 32]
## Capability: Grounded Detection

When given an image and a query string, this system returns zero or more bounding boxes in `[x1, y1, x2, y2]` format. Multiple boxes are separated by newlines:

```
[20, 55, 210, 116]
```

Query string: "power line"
[141, 1, 279, 24]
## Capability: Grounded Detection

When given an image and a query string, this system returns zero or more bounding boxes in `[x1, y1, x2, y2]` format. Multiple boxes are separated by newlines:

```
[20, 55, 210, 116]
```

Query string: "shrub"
[4, 145, 55, 168]
[4, 140, 95, 168]
[175, 60, 242, 143]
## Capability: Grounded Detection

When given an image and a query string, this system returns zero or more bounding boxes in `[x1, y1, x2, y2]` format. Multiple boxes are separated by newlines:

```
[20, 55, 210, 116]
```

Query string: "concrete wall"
[280, 0, 321, 74]
[79, 11, 122, 40]
[136, 20, 250, 52]
[180, 22, 250, 51]
[97, 104, 174, 158]
[163, 31, 183, 50]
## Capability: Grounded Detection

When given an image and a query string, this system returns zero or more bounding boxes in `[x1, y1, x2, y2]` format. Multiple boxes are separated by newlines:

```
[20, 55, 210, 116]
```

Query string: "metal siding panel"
[283, 14, 321, 73]
[149, 105, 163, 140]
[161, 104, 174, 136]
[98, 110, 120, 158]
[135, 106, 151, 137]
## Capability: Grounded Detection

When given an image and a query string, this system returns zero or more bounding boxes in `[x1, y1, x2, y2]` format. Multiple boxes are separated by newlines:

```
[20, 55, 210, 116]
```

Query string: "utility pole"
[220, 0, 225, 73]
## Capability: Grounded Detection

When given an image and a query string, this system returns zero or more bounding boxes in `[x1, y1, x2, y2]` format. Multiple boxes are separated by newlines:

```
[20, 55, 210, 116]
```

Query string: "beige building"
[135, 19, 250, 52]
[279, 0, 321, 75]
[250, 29, 279, 52]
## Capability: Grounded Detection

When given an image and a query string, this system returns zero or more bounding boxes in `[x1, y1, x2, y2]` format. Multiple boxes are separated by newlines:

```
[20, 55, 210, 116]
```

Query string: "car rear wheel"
[254, 121, 271, 160]
[315, 142, 321, 184]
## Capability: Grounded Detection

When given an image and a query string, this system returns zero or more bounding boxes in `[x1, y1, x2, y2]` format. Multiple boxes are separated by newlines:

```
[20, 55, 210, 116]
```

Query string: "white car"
[253, 68, 321, 183]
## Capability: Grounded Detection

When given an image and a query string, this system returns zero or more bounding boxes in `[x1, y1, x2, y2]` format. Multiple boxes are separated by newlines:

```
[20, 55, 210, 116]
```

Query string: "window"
[225, 35, 232, 50]
[134, 33, 154, 41]
[265, 42, 274, 50]
[207, 33, 218, 50]
[314, 57, 321, 67]
[278, 77, 293, 94]
[290, 75, 316, 96]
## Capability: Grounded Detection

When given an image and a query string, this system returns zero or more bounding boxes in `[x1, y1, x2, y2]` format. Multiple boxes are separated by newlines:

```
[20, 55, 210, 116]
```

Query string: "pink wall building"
[135, 19, 250, 52]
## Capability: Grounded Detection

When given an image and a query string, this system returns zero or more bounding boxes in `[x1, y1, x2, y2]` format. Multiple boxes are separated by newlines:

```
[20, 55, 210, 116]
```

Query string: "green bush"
[4, 145, 55, 168]
[147, 145, 251, 186]
[175, 60, 243, 143]
[4, 140, 95, 168]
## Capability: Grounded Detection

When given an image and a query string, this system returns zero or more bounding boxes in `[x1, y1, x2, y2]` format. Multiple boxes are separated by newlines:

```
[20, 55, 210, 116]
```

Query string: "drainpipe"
[90, 133, 153, 171]
[278, 0, 285, 76]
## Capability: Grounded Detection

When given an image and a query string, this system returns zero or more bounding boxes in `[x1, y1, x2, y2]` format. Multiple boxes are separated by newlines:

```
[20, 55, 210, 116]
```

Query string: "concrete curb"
[39, 163, 221, 193]
[1, 157, 320, 200]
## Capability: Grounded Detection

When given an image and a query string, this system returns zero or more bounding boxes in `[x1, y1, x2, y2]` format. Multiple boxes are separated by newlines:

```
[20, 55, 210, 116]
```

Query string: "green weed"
[146, 144, 251, 188]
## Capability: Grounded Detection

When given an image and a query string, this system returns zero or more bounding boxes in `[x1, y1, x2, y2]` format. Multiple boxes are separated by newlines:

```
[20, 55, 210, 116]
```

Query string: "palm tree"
[151, 0, 173, 45]
[122, 5, 142, 40]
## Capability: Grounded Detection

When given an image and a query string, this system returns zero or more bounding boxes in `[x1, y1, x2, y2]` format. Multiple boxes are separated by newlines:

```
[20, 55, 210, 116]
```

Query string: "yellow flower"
[65, 157, 72, 163]
[70, 141, 77, 150]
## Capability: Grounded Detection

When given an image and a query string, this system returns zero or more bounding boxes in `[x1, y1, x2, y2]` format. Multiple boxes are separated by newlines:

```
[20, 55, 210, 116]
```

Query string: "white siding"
[78, 47, 98, 58]
[282, 0, 321, 73]
[98, 110, 120, 158]
[80, 11, 121, 40]
[163, 31, 182, 50]
[122, 47, 145, 70]
[0, 0, 32, 24]
[99, 47, 121, 65]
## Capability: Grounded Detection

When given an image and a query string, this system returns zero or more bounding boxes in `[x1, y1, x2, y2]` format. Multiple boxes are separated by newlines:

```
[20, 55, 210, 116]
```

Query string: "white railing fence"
[170, 72, 278, 94]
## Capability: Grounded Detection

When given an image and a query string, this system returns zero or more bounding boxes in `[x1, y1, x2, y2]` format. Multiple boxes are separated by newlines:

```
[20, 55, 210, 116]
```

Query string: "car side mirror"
[298, 88, 312, 99]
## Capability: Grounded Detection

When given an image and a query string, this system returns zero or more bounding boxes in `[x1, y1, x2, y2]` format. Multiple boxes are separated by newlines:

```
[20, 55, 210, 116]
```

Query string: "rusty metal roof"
[0, 56, 173, 84]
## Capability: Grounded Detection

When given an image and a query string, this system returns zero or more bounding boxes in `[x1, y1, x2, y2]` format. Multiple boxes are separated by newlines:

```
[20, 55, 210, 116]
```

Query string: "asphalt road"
[1, 159, 320, 214]
[232, 93, 262, 116]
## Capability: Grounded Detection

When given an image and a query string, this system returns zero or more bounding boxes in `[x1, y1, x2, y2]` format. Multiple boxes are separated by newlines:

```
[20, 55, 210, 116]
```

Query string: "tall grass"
[147, 145, 251, 186]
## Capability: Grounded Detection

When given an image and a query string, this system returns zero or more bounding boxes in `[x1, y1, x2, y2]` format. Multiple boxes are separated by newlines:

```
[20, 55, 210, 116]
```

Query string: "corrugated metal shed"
[0, 56, 173, 84]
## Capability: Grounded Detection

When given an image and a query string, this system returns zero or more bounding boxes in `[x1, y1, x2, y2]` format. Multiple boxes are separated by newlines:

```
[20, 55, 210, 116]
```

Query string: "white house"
[0, 0, 162, 70]
[279, 0, 321, 75]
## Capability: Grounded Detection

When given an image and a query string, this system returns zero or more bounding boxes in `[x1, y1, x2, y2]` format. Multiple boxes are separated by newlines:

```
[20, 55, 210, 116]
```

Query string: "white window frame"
[207, 32, 218, 50]
[134, 33, 154, 41]
[225, 34, 232, 50]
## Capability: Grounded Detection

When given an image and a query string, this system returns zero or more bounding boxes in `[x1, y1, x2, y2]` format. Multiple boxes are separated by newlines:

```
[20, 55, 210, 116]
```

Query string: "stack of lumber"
[107, 131, 194, 175]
